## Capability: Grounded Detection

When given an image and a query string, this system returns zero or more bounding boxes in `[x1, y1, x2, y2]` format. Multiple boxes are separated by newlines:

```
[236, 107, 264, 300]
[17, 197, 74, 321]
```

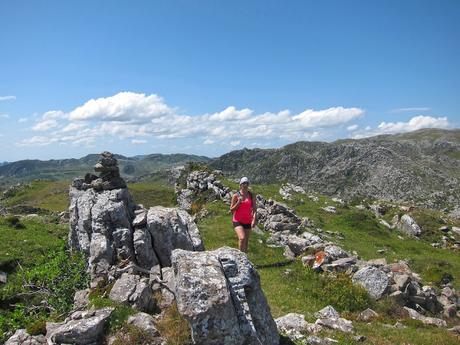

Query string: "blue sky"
[0, 0, 459, 161]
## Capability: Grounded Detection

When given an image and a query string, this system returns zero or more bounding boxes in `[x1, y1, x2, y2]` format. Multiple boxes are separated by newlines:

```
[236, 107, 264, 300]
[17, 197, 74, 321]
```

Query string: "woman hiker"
[230, 177, 257, 253]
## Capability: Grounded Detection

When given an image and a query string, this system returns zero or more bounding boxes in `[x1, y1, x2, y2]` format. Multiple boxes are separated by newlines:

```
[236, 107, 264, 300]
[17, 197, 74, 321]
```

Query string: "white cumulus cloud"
[376, 115, 449, 134]
[351, 115, 450, 138]
[19, 91, 367, 148]
[68, 92, 173, 122]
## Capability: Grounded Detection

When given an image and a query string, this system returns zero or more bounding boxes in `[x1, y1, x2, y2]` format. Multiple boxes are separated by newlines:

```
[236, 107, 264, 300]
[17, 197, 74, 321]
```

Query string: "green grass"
[2, 180, 70, 212]
[0, 216, 68, 269]
[198, 186, 460, 345]
[127, 182, 176, 208]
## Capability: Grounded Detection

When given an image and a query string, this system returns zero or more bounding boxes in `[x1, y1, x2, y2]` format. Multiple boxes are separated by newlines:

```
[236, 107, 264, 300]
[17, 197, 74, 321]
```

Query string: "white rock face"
[172, 247, 279, 345]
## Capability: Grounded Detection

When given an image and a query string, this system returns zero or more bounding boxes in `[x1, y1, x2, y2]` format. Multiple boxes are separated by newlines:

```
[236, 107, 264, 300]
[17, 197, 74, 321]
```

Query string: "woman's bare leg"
[242, 228, 251, 253]
[234, 226, 247, 252]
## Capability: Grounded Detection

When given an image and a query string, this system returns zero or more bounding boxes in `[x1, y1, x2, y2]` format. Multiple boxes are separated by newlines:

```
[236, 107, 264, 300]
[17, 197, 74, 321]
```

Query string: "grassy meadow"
[0, 178, 459, 344]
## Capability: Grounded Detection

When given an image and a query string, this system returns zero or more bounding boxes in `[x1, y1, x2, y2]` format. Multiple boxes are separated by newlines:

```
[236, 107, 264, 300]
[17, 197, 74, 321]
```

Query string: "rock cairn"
[72, 151, 126, 191]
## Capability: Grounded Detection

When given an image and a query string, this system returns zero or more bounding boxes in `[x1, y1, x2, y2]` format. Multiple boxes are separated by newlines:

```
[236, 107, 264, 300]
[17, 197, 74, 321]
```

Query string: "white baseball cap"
[239, 176, 250, 185]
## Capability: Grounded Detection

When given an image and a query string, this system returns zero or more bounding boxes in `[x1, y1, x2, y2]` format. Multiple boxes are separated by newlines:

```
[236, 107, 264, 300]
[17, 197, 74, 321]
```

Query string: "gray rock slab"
[47, 307, 114, 345]
[352, 266, 389, 299]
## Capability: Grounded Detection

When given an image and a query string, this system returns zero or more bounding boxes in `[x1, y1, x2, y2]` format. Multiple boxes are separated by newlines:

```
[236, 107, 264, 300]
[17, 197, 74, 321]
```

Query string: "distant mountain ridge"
[0, 153, 211, 185]
[210, 128, 460, 208]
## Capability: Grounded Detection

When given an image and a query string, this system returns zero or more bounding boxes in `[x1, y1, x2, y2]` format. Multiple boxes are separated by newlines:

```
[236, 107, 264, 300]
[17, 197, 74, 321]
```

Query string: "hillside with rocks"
[210, 128, 460, 209]
[1, 152, 460, 344]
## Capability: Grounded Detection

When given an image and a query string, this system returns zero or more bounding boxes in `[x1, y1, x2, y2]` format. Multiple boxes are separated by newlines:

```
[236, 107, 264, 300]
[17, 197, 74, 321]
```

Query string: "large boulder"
[352, 266, 389, 299]
[172, 247, 279, 345]
[147, 206, 204, 267]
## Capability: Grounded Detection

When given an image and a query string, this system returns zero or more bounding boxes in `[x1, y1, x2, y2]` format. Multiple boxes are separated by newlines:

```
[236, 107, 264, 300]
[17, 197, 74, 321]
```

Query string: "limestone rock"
[147, 206, 204, 267]
[68, 186, 136, 281]
[5, 329, 46, 345]
[47, 307, 114, 344]
[172, 247, 279, 345]
[404, 307, 447, 328]
[133, 227, 159, 271]
[306, 336, 338, 345]
[358, 308, 379, 322]
[73, 289, 90, 310]
[314, 305, 340, 319]
[322, 206, 337, 214]
[322, 257, 357, 273]
[275, 313, 308, 339]
[315, 317, 353, 333]
[109, 273, 154, 312]
[324, 245, 350, 260]
[0, 270, 7, 284]
[397, 214, 422, 236]
[352, 266, 389, 299]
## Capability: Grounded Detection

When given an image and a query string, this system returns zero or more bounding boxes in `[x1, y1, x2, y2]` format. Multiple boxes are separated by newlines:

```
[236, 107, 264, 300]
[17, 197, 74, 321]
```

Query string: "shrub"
[374, 296, 407, 320]
[5, 215, 24, 229]
[314, 273, 374, 312]
[26, 318, 47, 335]
[107, 305, 136, 333]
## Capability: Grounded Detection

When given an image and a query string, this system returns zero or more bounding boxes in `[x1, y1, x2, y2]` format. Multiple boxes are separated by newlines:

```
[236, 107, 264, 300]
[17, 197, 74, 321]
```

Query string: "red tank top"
[232, 192, 253, 224]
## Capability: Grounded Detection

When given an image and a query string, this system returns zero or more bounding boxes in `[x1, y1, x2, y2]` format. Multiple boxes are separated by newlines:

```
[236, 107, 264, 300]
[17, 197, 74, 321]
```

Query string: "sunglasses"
[241, 182, 249, 185]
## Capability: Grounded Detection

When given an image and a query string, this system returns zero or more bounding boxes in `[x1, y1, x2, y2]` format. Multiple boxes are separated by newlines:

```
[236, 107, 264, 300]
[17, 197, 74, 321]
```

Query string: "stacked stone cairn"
[72, 151, 126, 191]
[6, 153, 279, 345]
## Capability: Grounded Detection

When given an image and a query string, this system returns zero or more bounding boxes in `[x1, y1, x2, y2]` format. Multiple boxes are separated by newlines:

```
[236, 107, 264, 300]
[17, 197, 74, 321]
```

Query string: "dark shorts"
[233, 221, 251, 230]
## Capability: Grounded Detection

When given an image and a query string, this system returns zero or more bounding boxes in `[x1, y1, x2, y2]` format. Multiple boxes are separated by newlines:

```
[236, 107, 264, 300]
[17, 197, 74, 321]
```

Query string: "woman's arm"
[230, 193, 241, 212]
[251, 193, 257, 226]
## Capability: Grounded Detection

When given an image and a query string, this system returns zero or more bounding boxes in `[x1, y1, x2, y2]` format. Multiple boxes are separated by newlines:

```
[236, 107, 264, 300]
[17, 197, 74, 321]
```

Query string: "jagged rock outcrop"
[69, 152, 204, 287]
[172, 247, 279, 345]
